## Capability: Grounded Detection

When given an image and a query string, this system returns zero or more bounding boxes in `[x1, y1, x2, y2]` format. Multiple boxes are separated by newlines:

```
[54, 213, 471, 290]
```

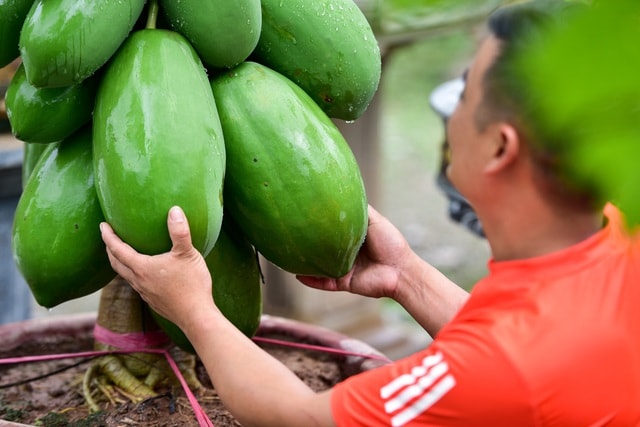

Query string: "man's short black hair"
[479, 0, 599, 211]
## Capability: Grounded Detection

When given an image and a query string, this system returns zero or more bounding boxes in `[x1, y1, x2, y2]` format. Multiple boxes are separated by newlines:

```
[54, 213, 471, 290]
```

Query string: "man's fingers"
[100, 222, 139, 270]
[296, 275, 323, 288]
[367, 204, 385, 226]
[105, 245, 135, 283]
[296, 275, 340, 292]
[167, 206, 196, 256]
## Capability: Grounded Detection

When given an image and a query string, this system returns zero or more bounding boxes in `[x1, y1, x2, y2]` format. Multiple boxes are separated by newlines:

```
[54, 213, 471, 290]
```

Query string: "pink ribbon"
[92, 323, 171, 350]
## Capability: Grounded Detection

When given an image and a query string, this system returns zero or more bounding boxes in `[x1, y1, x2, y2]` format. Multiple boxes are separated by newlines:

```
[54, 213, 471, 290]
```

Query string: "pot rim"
[0, 312, 390, 371]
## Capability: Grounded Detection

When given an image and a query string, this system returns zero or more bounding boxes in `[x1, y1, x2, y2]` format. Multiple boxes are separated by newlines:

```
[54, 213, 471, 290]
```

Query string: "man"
[100, 1, 640, 425]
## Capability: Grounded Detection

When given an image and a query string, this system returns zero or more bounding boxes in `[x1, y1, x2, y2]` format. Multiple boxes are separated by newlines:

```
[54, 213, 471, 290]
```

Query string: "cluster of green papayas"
[3, 0, 380, 344]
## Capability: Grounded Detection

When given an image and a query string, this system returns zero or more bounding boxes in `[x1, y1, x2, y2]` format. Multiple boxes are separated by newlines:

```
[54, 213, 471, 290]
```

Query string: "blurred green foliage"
[380, 0, 503, 29]
[517, 0, 640, 228]
[367, 0, 508, 37]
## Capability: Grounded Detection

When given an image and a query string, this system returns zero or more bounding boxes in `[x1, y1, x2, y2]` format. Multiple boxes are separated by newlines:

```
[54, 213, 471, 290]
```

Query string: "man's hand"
[297, 205, 412, 300]
[100, 206, 216, 330]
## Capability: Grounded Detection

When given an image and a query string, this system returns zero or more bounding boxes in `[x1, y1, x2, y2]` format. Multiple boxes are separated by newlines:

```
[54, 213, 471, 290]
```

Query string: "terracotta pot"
[0, 312, 390, 426]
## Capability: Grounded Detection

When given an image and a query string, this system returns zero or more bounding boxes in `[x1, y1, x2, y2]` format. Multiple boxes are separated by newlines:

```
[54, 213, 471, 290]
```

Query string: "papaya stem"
[146, 0, 159, 29]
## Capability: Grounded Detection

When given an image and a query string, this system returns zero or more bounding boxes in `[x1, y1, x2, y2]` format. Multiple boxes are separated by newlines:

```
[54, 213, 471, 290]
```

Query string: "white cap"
[429, 77, 464, 119]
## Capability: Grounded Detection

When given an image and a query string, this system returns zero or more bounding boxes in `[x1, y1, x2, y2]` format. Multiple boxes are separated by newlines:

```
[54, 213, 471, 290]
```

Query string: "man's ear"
[485, 123, 520, 174]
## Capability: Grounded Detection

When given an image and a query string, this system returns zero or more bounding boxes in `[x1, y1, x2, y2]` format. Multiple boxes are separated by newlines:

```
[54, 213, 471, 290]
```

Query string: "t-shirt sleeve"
[331, 331, 536, 427]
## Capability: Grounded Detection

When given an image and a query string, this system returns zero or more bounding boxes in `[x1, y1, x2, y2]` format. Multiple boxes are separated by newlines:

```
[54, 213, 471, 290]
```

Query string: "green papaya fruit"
[251, 0, 381, 121]
[19, 0, 146, 88]
[0, 0, 35, 67]
[93, 29, 226, 257]
[159, 0, 261, 69]
[12, 126, 117, 308]
[21, 141, 48, 188]
[5, 64, 98, 143]
[211, 62, 368, 278]
[153, 217, 263, 353]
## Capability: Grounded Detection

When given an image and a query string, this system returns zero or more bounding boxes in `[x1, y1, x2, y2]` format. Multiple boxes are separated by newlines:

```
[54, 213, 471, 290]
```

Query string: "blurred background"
[1, 0, 510, 360]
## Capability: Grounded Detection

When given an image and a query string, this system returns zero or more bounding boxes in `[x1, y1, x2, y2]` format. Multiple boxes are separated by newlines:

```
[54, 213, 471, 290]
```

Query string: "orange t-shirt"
[332, 205, 640, 426]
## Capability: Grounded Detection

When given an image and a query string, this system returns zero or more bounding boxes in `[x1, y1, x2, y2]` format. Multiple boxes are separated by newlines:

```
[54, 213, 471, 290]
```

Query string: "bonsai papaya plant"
[8, 0, 378, 410]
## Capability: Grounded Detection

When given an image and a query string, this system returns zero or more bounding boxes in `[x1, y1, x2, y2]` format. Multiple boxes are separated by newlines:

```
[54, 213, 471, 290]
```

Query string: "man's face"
[446, 36, 501, 205]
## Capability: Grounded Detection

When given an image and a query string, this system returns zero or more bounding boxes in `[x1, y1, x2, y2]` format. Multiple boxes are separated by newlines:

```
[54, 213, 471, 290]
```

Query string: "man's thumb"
[167, 206, 193, 254]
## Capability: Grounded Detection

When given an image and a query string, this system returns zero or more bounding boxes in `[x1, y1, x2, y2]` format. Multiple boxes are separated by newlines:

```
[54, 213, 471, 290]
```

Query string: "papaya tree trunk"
[83, 277, 202, 411]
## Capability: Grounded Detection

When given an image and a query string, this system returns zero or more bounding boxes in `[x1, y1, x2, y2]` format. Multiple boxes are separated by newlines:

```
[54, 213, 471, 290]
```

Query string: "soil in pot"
[0, 315, 388, 427]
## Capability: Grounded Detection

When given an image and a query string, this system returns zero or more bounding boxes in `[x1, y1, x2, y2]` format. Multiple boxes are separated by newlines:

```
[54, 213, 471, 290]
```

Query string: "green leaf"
[517, 0, 640, 227]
